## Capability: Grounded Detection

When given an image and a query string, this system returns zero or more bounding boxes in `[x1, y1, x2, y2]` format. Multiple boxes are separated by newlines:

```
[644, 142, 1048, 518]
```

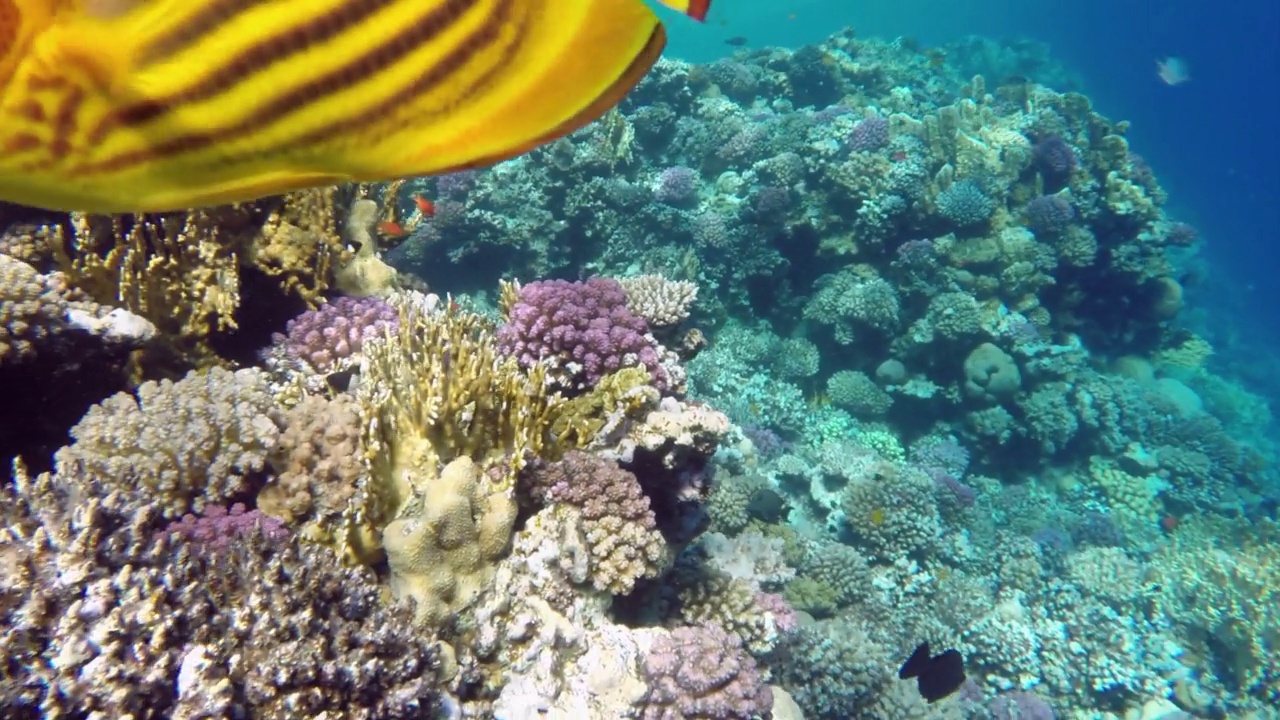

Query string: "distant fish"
[1157, 57, 1191, 85]
[725, 36, 749, 47]
[898, 642, 966, 703]
[0, 0, 712, 213]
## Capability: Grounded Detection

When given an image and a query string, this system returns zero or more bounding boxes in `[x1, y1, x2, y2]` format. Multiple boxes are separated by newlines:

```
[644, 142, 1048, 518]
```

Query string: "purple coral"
[497, 277, 669, 392]
[1033, 134, 1077, 187]
[164, 503, 289, 552]
[848, 115, 890, 152]
[272, 296, 398, 374]
[653, 166, 701, 206]
[910, 436, 971, 478]
[533, 451, 657, 530]
[639, 624, 774, 720]
[1026, 194, 1075, 235]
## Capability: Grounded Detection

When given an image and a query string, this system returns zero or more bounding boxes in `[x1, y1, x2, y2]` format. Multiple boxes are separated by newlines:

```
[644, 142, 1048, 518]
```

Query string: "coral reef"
[1, 23, 1276, 720]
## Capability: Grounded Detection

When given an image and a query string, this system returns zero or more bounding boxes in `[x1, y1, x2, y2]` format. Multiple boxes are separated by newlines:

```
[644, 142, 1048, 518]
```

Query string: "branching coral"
[638, 623, 774, 720]
[523, 451, 669, 595]
[0, 465, 443, 718]
[47, 189, 349, 367]
[356, 296, 576, 622]
[55, 366, 280, 518]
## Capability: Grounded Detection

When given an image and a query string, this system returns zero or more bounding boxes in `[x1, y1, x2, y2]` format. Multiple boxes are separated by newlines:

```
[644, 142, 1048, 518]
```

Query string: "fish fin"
[390, 0, 668, 178]
[898, 642, 931, 679]
[654, 0, 712, 21]
[140, 169, 352, 211]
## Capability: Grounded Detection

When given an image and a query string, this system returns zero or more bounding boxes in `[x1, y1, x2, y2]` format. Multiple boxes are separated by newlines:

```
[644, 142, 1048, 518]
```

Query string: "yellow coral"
[353, 297, 572, 610]
[1155, 333, 1213, 371]
[382, 456, 517, 626]
[47, 189, 349, 368]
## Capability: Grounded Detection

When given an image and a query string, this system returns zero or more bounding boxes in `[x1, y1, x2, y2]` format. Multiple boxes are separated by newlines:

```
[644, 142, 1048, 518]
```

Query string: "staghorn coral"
[0, 466, 443, 718]
[48, 189, 349, 367]
[357, 296, 575, 622]
[55, 366, 280, 518]
[618, 274, 699, 328]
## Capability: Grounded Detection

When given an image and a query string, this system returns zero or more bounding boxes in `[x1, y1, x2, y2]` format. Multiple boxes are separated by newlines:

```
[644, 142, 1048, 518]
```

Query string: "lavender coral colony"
[0, 25, 1276, 720]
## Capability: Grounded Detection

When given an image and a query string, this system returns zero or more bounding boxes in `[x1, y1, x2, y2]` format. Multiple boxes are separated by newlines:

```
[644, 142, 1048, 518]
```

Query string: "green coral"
[783, 578, 840, 618]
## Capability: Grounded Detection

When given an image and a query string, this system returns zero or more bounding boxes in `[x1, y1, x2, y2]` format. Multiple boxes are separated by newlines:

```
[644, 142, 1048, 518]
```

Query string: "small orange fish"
[413, 195, 436, 218]
[377, 221, 408, 239]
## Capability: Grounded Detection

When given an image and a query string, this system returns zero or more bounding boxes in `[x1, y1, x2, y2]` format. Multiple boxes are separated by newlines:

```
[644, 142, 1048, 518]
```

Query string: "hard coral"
[0, 467, 443, 719]
[524, 451, 668, 594]
[270, 294, 398, 375]
[55, 366, 281, 518]
[498, 277, 671, 394]
[638, 623, 773, 720]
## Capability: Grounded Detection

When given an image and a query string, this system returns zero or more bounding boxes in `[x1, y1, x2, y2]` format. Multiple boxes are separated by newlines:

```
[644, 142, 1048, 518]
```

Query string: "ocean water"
[3, 2, 1279, 719]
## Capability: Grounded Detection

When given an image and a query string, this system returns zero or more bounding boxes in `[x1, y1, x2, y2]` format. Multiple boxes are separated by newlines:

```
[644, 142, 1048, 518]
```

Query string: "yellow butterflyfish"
[0, 0, 711, 213]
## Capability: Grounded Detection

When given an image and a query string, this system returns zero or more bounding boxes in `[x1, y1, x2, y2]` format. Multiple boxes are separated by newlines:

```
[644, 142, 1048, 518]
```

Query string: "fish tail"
[653, 0, 711, 21]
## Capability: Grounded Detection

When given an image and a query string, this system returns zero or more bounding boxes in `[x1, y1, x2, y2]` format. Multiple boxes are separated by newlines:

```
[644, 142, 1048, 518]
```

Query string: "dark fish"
[746, 487, 789, 524]
[898, 642, 966, 703]
[326, 370, 356, 394]
[725, 36, 749, 46]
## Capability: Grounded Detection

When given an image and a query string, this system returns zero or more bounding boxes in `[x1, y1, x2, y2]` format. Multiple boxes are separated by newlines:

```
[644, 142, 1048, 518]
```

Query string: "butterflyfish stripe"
[137, 0, 272, 64]
[284, 0, 519, 149]
[49, 85, 84, 159]
[218, 0, 520, 162]
[77, 0, 507, 174]
[102, 0, 410, 137]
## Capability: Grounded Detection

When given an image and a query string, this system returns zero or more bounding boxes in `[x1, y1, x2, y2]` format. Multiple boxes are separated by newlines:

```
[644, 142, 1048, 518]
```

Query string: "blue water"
[665, 0, 1280, 400]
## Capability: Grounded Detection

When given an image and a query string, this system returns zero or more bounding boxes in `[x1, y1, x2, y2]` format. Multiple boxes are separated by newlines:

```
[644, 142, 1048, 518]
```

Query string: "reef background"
[669, 0, 1280, 344]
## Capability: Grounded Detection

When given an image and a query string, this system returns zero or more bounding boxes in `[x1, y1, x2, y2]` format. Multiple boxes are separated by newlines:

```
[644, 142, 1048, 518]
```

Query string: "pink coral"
[163, 503, 289, 552]
[271, 296, 397, 374]
[497, 278, 669, 393]
[639, 624, 773, 719]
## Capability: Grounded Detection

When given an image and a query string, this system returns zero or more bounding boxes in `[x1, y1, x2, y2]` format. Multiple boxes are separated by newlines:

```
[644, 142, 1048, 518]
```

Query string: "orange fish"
[377, 221, 408, 239]
[413, 195, 436, 217]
